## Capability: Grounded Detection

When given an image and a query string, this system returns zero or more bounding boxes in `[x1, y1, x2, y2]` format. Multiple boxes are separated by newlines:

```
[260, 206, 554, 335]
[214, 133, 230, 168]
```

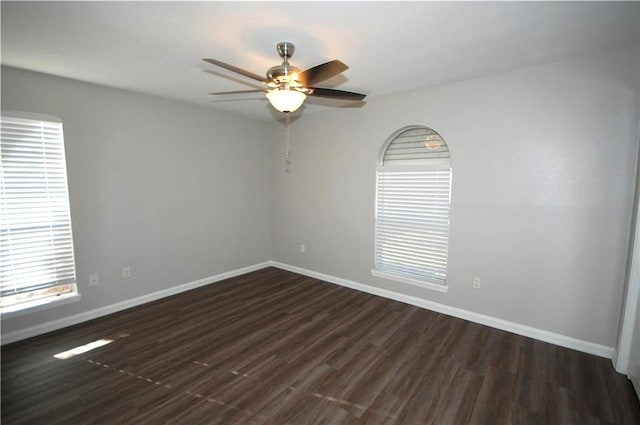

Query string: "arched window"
[372, 126, 451, 292]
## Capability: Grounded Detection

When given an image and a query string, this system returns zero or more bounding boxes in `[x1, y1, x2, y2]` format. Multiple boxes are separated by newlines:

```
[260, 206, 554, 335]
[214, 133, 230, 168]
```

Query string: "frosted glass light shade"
[266, 89, 306, 112]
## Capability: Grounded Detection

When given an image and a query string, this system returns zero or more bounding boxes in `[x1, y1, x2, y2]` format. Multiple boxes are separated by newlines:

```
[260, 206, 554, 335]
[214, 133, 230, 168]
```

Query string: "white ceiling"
[2, 2, 639, 121]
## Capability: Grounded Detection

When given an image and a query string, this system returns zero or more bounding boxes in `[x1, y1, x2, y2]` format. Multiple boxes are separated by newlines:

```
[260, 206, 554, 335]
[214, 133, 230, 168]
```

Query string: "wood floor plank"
[2, 267, 639, 424]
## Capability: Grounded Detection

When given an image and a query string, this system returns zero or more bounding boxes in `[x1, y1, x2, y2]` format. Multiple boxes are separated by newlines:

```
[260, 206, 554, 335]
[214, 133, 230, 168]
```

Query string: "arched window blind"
[372, 126, 451, 291]
[1, 111, 78, 313]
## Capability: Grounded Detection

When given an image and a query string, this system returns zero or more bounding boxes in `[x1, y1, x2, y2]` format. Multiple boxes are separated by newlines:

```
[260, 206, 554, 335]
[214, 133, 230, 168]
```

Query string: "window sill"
[1, 293, 81, 319]
[371, 269, 448, 293]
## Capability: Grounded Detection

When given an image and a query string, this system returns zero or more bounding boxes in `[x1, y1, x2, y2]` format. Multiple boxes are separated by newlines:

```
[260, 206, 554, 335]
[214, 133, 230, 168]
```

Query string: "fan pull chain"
[285, 111, 291, 172]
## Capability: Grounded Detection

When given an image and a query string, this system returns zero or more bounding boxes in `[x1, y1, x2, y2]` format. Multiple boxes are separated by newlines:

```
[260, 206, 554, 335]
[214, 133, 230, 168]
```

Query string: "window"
[1, 111, 79, 315]
[372, 126, 451, 292]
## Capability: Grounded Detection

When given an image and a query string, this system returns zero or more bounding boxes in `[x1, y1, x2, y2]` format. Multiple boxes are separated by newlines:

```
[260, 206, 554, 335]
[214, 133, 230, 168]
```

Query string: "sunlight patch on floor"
[53, 339, 113, 359]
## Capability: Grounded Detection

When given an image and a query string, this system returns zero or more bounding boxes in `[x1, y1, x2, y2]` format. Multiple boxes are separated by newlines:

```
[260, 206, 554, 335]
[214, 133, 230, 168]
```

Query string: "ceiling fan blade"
[308, 87, 366, 101]
[203, 58, 267, 83]
[209, 89, 267, 95]
[298, 60, 348, 86]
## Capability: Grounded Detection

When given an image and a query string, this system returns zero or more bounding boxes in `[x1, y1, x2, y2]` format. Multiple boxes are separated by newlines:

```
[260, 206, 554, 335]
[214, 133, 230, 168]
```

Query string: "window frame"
[372, 125, 451, 293]
[1, 110, 80, 317]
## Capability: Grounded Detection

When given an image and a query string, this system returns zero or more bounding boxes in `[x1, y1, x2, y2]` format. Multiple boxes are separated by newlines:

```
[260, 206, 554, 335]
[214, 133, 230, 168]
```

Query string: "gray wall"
[627, 127, 640, 393]
[271, 48, 640, 348]
[631, 270, 640, 394]
[631, 293, 640, 394]
[2, 47, 638, 350]
[1, 66, 273, 335]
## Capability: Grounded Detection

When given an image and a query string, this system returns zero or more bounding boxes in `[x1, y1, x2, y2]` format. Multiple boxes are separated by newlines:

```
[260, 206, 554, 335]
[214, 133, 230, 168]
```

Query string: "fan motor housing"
[267, 64, 302, 83]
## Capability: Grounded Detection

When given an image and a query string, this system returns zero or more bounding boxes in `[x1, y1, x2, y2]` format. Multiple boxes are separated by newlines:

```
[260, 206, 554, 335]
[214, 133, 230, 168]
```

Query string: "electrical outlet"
[122, 266, 131, 279]
[300, 244, 306, 254]
[89, 273, 99, 286]
[472, 276, 481, 289]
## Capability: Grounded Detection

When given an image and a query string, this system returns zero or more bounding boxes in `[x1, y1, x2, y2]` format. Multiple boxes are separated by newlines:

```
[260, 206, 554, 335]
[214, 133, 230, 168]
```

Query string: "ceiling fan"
[203, 41, 366, 113]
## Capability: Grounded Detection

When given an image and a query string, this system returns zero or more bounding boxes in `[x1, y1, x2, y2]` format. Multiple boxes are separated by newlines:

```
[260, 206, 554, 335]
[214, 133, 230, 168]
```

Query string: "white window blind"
[1, 112, 78, 311]
[374, 126, 451, 289]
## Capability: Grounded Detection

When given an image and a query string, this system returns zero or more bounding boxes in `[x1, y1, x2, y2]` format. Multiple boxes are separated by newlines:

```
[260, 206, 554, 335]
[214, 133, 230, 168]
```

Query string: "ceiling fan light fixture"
[266, 89, 306, 112]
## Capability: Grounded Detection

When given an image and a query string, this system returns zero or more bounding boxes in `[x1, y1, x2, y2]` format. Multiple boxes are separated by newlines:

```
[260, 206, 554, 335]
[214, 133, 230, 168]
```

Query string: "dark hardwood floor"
[2, 267, 639, 424]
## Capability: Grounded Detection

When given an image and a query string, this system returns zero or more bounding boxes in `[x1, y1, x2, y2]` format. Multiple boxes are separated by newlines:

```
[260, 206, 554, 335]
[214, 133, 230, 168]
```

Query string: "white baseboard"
[1, 262, 272, 345]
[2, 260, 615, 360]
[270, 261, 614, 359]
